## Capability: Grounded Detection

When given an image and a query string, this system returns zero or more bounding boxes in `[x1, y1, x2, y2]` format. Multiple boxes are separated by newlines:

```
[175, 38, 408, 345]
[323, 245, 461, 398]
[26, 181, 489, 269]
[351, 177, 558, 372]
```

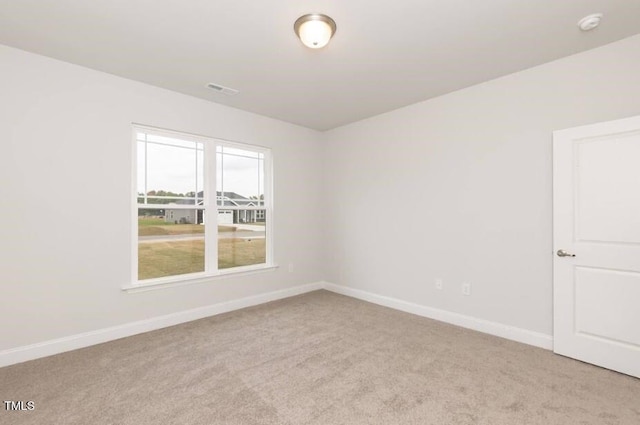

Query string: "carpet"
[1, 290, 638, 424]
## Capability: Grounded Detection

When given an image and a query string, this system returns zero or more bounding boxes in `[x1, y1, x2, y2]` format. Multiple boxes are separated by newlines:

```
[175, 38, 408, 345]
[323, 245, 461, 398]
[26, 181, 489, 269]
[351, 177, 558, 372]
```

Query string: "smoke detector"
[578, 13, 603, 31]
[206, 83, 239, 96]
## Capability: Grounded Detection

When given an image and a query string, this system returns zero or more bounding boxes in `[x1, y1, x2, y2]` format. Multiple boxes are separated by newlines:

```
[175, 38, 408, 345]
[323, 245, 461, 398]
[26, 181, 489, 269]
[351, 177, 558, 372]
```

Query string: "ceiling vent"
[206, 83, 239, 96]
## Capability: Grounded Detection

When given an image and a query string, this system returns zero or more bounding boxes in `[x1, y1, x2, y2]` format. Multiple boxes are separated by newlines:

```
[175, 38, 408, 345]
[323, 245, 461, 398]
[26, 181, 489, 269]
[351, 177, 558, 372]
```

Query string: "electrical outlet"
[288, 263, 294, 273]
[435, 278, 443, 290]
[462, 282, 471, 296]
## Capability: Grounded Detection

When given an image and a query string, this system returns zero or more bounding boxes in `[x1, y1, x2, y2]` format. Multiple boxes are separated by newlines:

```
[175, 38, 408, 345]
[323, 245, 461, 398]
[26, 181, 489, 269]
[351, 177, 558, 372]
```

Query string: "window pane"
[216, 152, 223, 206]
[218, 148, 264, 205]
[137, 141, 146, 198]
[221, 146, 262, 159]
[218, 211, 266, 269]
[196, 147, 204, 201]
[146, 133, 199, 150]
[138, 213, 205, 280]
[146, 143, 197, 199]
[222, 155, 259, 198]
[136, 130, 206, 281]
[216, 144, 266, 270]
[137, 135, 204, 206]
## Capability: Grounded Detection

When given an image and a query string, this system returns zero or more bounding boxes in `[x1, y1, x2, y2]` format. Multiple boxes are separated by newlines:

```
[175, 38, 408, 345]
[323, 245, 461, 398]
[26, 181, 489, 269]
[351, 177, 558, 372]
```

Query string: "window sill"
[122, 264, 279, 294]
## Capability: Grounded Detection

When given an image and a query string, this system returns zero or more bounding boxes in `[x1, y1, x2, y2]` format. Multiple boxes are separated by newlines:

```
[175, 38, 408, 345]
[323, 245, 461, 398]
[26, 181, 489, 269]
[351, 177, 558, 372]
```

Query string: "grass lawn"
[138, 217, 168, 226]
[138, 238, 265, 280]
[138, 240, 204, 280]
[218, 238, 266, 270]
[138, 218, 239, 236]
[218, 225, 239, 233]
[138, 217, 204, 236]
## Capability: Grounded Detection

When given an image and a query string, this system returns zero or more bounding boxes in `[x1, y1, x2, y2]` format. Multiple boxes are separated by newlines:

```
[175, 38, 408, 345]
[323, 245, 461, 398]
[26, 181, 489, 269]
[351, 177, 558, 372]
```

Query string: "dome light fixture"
[294, 14, 337, 49]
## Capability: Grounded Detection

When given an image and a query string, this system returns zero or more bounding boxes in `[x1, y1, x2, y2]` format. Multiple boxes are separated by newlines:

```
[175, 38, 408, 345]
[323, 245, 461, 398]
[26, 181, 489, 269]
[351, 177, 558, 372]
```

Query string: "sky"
[136, 134, 264, 201]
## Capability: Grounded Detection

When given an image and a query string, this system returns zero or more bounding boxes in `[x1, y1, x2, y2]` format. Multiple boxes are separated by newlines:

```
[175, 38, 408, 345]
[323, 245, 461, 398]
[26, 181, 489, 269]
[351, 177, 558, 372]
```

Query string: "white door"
[553, 115, 640, 378]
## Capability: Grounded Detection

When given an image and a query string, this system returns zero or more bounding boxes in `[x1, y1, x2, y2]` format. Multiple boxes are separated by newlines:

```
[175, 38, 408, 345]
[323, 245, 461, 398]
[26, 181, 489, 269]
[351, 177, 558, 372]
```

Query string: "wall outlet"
[435, 278, 443, 290]
[462, 282, 471, 296]
[288, 263, 294, 273]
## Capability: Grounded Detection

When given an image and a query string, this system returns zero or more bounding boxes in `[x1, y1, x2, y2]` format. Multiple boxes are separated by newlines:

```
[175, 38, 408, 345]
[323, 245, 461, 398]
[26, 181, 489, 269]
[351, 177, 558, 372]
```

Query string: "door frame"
[552, 114, 640, 378]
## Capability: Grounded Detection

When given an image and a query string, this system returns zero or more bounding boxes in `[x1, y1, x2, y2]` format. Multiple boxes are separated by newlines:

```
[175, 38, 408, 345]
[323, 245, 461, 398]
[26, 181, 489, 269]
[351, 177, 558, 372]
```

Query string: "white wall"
[322, 35, 640, 336]
[0, 45, 324, 351]
[3, 33, 640, 358]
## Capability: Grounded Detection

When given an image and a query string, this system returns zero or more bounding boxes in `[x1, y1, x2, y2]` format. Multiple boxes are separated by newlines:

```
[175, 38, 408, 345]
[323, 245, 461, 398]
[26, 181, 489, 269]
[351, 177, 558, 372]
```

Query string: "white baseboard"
[1, 281, 553, 368]
[0, 282, 324, 368]
[322, 282, 553, 350]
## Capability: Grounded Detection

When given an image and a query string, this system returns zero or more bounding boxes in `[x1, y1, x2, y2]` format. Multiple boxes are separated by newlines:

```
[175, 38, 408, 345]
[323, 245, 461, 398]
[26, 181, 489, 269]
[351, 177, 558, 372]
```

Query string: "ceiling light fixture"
[294, 14, 336, 49]
[206, 82, 239, 96]
[578, 13, 603, 31]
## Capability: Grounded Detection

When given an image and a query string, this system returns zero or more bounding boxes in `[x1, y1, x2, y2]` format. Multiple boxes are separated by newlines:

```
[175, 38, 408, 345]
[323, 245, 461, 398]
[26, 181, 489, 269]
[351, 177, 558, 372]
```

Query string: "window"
[134, 125, 272, 285]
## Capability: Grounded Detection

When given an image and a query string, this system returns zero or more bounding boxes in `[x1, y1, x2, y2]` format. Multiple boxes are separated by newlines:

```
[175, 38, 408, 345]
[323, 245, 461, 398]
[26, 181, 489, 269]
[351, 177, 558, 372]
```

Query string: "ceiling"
[0, 1, 639, 131]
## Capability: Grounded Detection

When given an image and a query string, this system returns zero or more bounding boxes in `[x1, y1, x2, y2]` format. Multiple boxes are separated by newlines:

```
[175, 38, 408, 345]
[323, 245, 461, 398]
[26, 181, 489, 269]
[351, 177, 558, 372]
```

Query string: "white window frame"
[125, 124, 275, 292]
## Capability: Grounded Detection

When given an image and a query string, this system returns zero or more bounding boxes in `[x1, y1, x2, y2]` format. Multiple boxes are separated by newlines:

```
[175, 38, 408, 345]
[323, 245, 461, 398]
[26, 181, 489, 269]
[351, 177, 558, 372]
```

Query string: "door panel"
[575, 267, 640, 347]
[553, 115, 640, 378]
[576, 132, 640, 244]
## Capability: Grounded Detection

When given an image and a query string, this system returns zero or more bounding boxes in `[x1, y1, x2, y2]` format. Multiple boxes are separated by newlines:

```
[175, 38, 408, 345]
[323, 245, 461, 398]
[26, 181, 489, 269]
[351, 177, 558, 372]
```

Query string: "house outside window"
[134, 125, 273, 285]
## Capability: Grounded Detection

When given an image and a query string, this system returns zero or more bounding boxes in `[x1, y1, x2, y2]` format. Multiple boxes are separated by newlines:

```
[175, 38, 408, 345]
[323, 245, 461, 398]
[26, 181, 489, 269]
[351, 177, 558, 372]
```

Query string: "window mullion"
[204, 141, 218, 274]
[144, 134, 148, 205]
[264, 150, 274, 266]
[132, 130, 140, 283]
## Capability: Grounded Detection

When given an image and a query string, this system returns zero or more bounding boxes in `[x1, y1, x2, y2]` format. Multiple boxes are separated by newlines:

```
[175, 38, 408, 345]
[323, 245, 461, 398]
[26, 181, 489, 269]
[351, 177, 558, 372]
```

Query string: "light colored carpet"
[1, 290, 638, 424]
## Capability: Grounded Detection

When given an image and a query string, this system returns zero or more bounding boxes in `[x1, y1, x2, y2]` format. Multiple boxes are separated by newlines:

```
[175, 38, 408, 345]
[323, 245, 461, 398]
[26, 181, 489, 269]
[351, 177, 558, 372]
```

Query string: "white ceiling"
[1, 1, 639, 131]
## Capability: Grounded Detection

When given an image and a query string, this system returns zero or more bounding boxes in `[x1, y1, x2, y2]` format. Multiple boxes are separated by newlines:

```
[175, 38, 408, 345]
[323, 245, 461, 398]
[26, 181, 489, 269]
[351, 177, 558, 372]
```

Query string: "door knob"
[557, 249, 576, 257]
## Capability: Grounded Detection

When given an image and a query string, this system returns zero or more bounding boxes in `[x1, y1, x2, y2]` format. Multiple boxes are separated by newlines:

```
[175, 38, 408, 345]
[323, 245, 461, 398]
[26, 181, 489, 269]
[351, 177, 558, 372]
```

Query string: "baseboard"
[0, 282, 324, 368]
[1, 280, 553, 368]
[322, 282, 553, 350]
